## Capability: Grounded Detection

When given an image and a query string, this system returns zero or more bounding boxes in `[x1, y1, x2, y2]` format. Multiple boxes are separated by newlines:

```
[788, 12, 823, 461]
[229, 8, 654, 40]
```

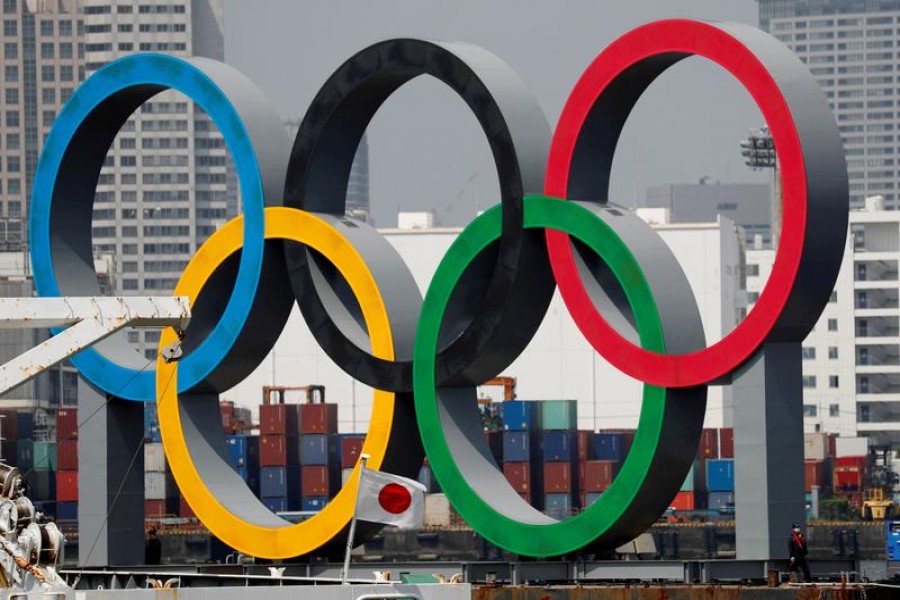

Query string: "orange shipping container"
[670, 491, 695, 511]
[56, 470, 78, 502]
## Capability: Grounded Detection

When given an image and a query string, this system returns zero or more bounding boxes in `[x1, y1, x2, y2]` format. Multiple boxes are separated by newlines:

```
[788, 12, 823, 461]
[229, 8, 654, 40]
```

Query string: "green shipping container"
[32, 441, 57, 471]
[680, 462, 696, 492]
[16, 440, 33, 471]
[540, 400, 578, 431]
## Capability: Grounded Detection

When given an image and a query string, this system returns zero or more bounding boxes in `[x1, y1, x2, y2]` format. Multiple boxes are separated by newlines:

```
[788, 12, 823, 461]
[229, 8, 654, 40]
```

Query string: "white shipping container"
[804, 433, 829, 460]
[144, 442, 166, 473]
[145, 471, 176, 500]
[836, 436, 869, 458]
[424, 493, 451, 528]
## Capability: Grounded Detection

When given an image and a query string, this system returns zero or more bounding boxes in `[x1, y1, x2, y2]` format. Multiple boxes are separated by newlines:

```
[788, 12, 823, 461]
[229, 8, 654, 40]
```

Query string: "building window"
[41, 88, 55, 104]
[830, 290, 837, 303]
[2, 0, 15, 14]
[803, 405, 817, 417]
[122, 279, 139, 291]
[828, 318, 838, 332]
[60, 65, 73, 82]
[5, 110, 18, 127]
[3, 20, 16, 36]
[59, 20, 72, 37]
[41, 65, 54, 82]
[6, 133, 18, 149]
[829, 375, 839, 388]
[802, 375, 817, 389]
[39, 20, 53, 36]
[4, 42, 16, 59]
[802, 347, 817, 360]
[4, 87, 17, 104]
[59, 42, 72, 59]
[40, 42, 54, 60]
[747, 264, 760, 277]
[7, 179, 19, 194]
[829, 404, 839, 417]
[3, 65, 15, 82]
[858, 376, 869, 394]
[828, 347, 838, 360]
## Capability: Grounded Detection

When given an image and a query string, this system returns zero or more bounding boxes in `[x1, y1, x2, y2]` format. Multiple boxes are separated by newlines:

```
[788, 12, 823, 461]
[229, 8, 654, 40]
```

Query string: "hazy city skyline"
[224, 0, 769, 227]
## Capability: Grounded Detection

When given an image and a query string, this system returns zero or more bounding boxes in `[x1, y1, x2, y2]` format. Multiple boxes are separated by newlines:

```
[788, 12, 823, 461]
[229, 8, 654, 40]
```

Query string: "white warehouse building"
[224, 212, 745, 434]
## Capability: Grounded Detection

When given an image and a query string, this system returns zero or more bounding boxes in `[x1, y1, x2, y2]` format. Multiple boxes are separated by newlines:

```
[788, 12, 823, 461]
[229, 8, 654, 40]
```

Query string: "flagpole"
[341, 453, 369, 585]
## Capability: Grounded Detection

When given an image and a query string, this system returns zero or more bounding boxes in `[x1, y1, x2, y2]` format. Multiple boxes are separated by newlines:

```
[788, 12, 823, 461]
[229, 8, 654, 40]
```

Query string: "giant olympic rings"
[30, 20, 847, 558]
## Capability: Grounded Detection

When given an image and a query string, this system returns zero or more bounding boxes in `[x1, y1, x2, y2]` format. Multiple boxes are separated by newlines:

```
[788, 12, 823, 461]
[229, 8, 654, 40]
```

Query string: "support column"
[78, 376, 144, 566]
[733, 343, 806, 560]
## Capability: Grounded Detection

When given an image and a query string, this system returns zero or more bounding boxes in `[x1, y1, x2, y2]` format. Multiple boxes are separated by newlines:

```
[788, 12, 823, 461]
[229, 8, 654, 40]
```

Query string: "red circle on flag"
[378, 483, 412, 514]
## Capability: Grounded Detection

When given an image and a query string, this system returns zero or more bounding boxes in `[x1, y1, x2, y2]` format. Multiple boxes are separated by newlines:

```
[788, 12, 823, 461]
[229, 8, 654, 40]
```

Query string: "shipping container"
[144, 499, 169, 518]
[544, 493, 573, 519]
[26, 471, 55, 501]
[32, 441, 57, 471]
[225, 435, 260, 469]
[232, 466, 260, 495]
[259, 404, 300, 436]
[56, 470, 78, 502]
[576, 430, 592, 462]
[56, 501, 78, 522]
[484, 431, 503, 464]
[804, 433, 830, 461]
[502, 431, 532, 462]
[708, 491, 735, 512]
[145, 471, 177, 500]
[836, 436, 869, 458]
[180, 495, 196, 518]
[300, 434, 337, 466]
[0, 409, 18, 440]
[300, 403, 338, 434]
[57, 440, 77, 471]
[592, 432, 629, 462]
[340, 435, 365, 469]
[145, 404, 161, 443]
[260, 466, 300, 499]
[670, 491, 695, 511]
[681, 461, 703, 492]
[302, 496, 328, 512]
[706, 459, 734, 492]
[543, 462, 576, 493]
[260, 434, 299, 466]
[301, 465, 333, 497]
[541, 431, 576, 462]
[56, 409, 77, 440]
[16, 412, 34, 441]
[220, 401, 235, 434]
[697, 429, 719, 460]
[804, 459, 832, 492]
[424, 493, 451, 528]
[503, 462, 532, 494]
[834, 455, 867, 489]
[582, 491, 602, 508]
[582, 460, 618, 492]
[144, 442, 166, 473]
[16, 440, 33, 471]
[342, 467, 353, 486]
[0, 441, 14, 466]
[262, 496, 288, 513]
[541, 400, 577, 430]
[501, 401, 541, 431]
[719, 428, 734, 459]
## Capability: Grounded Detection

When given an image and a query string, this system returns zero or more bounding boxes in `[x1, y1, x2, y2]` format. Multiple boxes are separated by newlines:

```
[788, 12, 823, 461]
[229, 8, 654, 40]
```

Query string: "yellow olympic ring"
[157, 206, 396, 558]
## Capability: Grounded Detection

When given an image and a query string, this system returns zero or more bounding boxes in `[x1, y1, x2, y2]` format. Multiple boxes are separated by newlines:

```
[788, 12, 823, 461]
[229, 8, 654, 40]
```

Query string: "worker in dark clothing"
[788, 522, 811, 582]
[145, 528, 162, 565]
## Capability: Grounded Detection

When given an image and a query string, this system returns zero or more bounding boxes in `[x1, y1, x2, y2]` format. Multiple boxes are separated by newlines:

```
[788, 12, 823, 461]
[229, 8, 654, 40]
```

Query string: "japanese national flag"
[355, 468, 427, 529]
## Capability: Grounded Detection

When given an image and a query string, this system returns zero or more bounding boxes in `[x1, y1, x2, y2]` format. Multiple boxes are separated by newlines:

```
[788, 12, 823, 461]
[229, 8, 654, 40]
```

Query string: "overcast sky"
[223, 0, 768, 227]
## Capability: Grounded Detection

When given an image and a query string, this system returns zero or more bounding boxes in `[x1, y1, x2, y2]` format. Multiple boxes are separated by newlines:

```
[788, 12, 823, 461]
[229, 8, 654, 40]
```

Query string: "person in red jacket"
[788, 522, 811, 582]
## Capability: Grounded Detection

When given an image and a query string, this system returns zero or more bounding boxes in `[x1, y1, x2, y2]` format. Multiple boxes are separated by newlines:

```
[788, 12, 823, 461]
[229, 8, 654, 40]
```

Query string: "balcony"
[854, 258, 899, 283]
[856, 343, 900, 366]
[855, 289, 900, 310]
[855, 315, 899, 338]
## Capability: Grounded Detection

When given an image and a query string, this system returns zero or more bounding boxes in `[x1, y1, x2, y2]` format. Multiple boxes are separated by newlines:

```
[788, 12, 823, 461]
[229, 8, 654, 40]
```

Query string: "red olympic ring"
[546, 19, 811, 388]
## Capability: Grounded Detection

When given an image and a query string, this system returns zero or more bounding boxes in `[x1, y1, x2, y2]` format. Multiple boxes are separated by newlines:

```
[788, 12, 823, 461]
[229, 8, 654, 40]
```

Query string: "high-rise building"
[0, 0, 82, 248]
[82, 0, 228, 358]
[758, 0, 900, 209]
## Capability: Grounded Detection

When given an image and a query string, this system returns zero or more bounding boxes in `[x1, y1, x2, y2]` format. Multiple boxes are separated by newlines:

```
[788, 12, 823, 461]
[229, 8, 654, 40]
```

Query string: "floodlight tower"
[740, 127, 779, 248]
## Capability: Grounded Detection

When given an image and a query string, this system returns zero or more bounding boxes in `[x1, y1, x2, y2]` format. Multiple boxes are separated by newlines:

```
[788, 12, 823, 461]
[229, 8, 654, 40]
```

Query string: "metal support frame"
[0, 296, 189, 398]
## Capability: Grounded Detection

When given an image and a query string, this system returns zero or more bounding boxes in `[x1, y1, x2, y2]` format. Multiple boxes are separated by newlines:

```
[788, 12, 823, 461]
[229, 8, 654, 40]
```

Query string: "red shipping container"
[144, 499, 168, 518]
[220, 401, 235, 434]
[828, 434, 838, 458]
[670, 491, 695, 511]
[302, 465, 331, 497]
[834, 455, 867, 489]
[0, 409, 17, 440]
[503, 462, 531, 493]
[260, 434, 298, 466]
[57, 409, 78, 441]
[517, 491, 531, 504]
[56, 470, 78, 502]
[544, 462, 574, 493]
[719, 428, 734, 459]
[259, 404, 300, 435]
[576, 431, 592, 462]
[341, 436, 365, 469]
[583, 460, 618, 492]
[805, 460, 824, 492]
[300, 403, 338, 434]
[57, 439, 78, 470]
[696, 429, 718, 459]
[179, 495, 196, 518]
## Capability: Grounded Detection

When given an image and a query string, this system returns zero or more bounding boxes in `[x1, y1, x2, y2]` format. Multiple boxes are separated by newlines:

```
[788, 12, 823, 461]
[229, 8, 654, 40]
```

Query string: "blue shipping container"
[302, 496, 328, 512]
[584, 492, 602, 507]
[300, 434, 336, 465]
[592, 433, 626, 461]
[503, 431, 532, 462]
[502, 401, 541, 431]
[707, 491, 735, 511]
[544, 493, 573, 519]
[144, 404, 161, 442]
[706, 459, 735, 492]
[16, 412, 34, 440]
[262, 497, 288, 513]
[56, 501, 78, 521]
[888, 521, 900, 560]
[232, 466, 260, 495]
[225, 435, 259, 469]
[260, 466, 300, 498]
[542, 431, 576, 462]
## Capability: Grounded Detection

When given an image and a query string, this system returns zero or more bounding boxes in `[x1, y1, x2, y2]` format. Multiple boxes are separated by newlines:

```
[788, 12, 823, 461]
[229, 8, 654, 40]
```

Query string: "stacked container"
[541, 401, 577, 518]
[706, 458, 734, 511]
[299, 402, 338, 511]
[803, 432, 835, 495]
[145, 403, 161, 443]
[55, 408, 78, 518]
[501, 401, 541, 506]
[145, 441, 176, 518]
[259, 397, 301, 511]
[339, 434, 365, 488]
[224, 434, 260, 494]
